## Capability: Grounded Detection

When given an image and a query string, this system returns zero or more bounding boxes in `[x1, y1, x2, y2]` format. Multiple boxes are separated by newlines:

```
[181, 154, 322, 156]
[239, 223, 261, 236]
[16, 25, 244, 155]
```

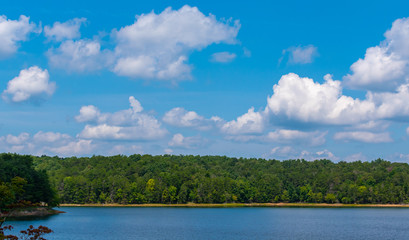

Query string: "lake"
[7, 207, 409, 239]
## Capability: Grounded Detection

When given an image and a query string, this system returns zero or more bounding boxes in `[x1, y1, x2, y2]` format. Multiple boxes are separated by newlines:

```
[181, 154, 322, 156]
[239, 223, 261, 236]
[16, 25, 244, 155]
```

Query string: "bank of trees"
[0, 153, 58, 210]
[31, 155, 409, 204]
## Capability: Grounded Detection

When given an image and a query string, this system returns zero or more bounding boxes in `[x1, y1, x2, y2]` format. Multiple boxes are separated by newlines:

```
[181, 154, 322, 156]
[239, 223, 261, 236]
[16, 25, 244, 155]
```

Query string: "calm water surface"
[7, 207, 409, 239]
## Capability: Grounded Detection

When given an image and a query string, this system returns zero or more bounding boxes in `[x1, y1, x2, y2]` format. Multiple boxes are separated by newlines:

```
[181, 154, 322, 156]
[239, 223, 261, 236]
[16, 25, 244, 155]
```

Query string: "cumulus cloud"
[2, 66, 56, 103]
[111, 5, 240, 80]
[368, 84, 409, 119]
[344, 17, 409, 91]
[281, 45, 318, 64]
[163, 107, 220, 131]
[44, 18, 86, 41]
[75, 105, 101, 123]
[266, 129, 327, 146]
[168, 133, 207, 149]
[344, 47, 405, 91]
[0, 15, 38, 58]
[47, 139, 94, 156]
[265, 146, 338, 161]
[221, 107, 265, 135]
[77, 96, 167, 140]
[266, 73, 375, 125]
[333, 131, 392, 143]
[47, 39, 113, 72]
[211, 51, 237, 63]
[79, 124, 166, 140]
[0, 131, 94, 156]
[44, 6, 239, 80]
[0, 130, 157, 157]
[265, 73, 409, 126]
[4, 133, 30, 145]
[33, 131, 71, 142]
[79, 124, 124, 139]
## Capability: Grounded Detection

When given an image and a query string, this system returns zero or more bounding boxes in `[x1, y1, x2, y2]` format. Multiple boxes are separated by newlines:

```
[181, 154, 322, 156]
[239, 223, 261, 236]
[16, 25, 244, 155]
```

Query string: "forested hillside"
[0, 154, 57, 210]
[32, 155, 409, 204]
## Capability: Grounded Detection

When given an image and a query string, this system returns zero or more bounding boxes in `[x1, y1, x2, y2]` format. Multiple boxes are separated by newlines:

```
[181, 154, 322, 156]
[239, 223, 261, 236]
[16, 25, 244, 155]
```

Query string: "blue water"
[6, 207, 409, 239]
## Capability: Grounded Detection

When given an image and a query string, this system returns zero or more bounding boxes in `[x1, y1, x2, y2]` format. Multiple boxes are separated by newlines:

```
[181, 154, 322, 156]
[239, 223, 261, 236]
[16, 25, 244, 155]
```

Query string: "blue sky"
[1, 0, 409, 161]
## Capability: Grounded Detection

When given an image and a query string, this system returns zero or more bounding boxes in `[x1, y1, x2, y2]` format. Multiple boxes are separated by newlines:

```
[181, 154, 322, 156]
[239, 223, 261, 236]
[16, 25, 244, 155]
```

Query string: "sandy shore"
[59, 203, 409, 208]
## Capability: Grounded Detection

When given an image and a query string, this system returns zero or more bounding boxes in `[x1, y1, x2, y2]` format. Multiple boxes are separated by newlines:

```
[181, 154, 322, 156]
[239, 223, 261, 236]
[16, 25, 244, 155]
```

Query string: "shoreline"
[0, 207, 65, 218]
[59, 203, 409, 208]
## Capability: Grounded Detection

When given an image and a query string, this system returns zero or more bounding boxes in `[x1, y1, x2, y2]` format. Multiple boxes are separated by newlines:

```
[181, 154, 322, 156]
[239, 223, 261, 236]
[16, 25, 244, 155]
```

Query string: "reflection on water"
[7, 207, 409, 240]
[6, 214, 59, 221]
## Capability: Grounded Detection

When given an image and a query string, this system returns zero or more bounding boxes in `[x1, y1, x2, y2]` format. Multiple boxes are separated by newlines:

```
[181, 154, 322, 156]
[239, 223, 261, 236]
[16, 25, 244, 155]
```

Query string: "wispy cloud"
[211, 51, 237, 63]
[280, 45, 318, 65]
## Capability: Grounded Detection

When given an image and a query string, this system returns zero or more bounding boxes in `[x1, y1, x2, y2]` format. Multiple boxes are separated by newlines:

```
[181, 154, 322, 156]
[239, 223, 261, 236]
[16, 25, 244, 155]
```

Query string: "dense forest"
[0, 154, 57, 210]
[30, 154, 409, 205]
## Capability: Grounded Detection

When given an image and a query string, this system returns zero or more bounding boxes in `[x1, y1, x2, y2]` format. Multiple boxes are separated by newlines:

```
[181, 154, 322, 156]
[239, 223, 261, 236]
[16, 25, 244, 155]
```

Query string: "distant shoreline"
[59, 203, 409, 208]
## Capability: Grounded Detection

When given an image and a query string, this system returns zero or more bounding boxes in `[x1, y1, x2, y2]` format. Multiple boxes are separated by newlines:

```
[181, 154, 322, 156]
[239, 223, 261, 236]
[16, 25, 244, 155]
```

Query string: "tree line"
[31, 154, 409, 205]
[0, 154, 57, 210]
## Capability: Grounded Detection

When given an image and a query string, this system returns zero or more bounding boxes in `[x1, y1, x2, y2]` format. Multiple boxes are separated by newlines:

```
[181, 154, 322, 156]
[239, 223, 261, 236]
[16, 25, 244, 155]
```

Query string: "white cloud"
[79, 124, 167, 141]
[266, 73, 375, 125]
[333, 131, 392, 143]
[345, 120, 389, 131]
[129, 96, 143, 112]
[282, 45, 318, 64]
[268, 146, 297, 159]
[265, 73, 409, 126]
[211, 51, 236, 63]
[79, 124, 123, 139]
[77, 96, 168, 140]
[44, 18, 86, 41]
[4, 133, 30, 145]
[344, 46, 406, 91]
[344, 17, 409, 91]
[221, 107, 265, 135]
[2, 66, 56, 103]
[163, 107, 219, 131]
[9, 145, 25, 153]
[79, 122, 167, 141]
[111, 5, 240, 80]
[47, 139, 94, 156]
[33, 131, 71, 142]
[265, 146, 338, 161]
[75, 105, 101, 122]
[0, 131, 90, 156]
[385, 18, 409, 58]
[47, 39, 113, 72]
[266, 129, 327, 146]
[168, 133, 207, 149]
[0, 15, 38, 58]
[368, 84, 409, 119]
[302, 149, 338, 161]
